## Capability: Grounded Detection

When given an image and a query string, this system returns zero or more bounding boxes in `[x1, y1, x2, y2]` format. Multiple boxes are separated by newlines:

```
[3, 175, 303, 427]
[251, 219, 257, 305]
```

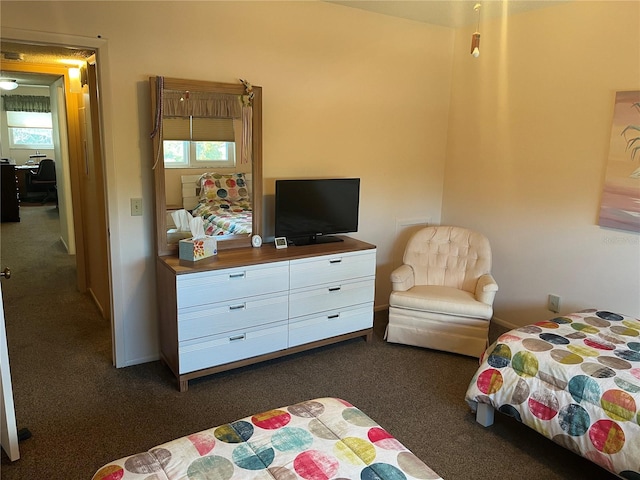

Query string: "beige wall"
[1, 2, 453, 366]
[4, 1, 636, 367]
[444, 1, 640, 327]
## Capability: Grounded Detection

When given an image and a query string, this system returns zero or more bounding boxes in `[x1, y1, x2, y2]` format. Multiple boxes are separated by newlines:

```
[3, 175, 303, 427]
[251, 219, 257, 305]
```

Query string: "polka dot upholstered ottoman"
[92, 397, 443, 480]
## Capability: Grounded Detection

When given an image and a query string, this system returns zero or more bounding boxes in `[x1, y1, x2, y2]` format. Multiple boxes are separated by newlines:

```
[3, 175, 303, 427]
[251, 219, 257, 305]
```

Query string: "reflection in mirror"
[150, 77, 262, 256]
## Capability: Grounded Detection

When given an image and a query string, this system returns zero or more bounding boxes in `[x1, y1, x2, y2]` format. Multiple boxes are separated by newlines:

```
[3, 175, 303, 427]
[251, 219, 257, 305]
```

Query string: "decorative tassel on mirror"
[239, 79, 254, 165]
[150, 76, 165, 170]
[471, 3, 481, 58]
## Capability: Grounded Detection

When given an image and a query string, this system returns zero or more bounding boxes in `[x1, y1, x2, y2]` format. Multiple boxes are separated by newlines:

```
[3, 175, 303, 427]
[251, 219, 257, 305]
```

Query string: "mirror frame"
[150, 77, 262, 256]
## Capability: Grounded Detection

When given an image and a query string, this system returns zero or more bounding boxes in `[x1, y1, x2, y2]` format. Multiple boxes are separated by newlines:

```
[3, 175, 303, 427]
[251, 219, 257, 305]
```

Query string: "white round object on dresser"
[251, 234, 262, 248]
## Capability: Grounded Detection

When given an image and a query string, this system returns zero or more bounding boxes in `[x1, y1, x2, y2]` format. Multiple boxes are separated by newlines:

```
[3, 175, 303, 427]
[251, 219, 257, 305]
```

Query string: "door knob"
[0, 267, 11, 279]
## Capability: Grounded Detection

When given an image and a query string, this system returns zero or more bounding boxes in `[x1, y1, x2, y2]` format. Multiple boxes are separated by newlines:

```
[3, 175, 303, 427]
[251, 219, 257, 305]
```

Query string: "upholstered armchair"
[386, 226, 498, 357]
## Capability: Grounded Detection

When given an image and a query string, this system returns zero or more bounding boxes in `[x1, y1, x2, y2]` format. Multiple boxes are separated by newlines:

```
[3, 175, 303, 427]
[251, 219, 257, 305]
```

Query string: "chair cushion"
[389, 285, 493, 319]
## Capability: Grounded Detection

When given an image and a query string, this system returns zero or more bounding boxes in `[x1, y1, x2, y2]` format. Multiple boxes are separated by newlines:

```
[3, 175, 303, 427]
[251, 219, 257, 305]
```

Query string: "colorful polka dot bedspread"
[192, 200, 252, 236]
[92, 397, 442, 480]
[465, 309, 640, 478]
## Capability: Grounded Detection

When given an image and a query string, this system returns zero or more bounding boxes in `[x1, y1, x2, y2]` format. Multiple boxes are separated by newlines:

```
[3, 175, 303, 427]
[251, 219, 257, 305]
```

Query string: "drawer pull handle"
[229, 272, 246, 279]
[229, 304, 246, 311]
[329, 258, 342, 264]
[328, 314, 340, 319]
[328, 287, 341, 292]
[229, 334, 246, 342]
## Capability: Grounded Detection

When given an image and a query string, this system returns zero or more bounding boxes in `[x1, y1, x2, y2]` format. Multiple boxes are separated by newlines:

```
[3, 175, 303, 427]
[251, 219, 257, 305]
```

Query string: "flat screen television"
[274, 178, 360, 246]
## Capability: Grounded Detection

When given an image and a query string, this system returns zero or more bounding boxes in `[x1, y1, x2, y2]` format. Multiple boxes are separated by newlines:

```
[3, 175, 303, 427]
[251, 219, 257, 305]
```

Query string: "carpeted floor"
[0, 206, 617, 480]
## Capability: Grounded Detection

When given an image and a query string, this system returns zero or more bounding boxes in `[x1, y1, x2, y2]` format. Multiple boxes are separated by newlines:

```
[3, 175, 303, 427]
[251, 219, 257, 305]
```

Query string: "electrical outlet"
[130, 198, 143, 216]
[548, 294, 560, 313]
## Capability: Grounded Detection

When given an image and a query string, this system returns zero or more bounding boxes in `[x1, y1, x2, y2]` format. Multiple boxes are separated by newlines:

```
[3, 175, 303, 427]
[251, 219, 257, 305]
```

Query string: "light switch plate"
[131, 198, 143, 216]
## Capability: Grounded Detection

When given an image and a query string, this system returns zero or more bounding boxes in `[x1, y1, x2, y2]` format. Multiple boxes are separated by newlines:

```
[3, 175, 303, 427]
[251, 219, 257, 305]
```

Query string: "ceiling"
[0, 41, 95, 87]
[328, 0, 568, 28]
[0, 1, 566, 86]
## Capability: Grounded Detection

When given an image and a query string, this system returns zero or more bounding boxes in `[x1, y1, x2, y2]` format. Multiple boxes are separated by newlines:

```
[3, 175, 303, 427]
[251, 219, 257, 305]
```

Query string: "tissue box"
[179, 236, 217, 261]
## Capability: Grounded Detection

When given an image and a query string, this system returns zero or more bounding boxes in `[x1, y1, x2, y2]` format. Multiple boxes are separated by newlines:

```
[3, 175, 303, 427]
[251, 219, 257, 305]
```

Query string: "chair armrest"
[390, 264, 415, 292]
[475, 274, 498, 305]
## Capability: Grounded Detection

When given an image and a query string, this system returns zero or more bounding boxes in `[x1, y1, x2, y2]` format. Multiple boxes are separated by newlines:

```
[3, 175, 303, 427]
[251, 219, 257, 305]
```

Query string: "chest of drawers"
[157, 236, 376, 391]
[1, 163, 20, 222]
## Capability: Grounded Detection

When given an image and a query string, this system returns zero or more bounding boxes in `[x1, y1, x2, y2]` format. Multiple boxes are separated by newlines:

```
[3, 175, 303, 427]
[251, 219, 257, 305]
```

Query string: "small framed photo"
[275, 237, 288, 249]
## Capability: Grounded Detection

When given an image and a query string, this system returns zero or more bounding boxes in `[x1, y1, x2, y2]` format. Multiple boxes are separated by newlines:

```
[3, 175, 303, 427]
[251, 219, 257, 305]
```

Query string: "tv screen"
[274, 178, 360, 246]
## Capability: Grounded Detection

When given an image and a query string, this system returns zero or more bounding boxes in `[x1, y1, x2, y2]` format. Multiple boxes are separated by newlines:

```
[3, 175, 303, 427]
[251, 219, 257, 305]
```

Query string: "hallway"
[0, 205, 111, 469]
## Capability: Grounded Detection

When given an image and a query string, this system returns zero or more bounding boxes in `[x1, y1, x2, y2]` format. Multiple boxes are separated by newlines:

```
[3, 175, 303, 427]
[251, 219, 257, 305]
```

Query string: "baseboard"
[88, 288, 106, 319]
[121, 353, 160, 367]
[60, 235, 70, 254]
[491, 315, 518, 330]
[374, 304, 388, 312]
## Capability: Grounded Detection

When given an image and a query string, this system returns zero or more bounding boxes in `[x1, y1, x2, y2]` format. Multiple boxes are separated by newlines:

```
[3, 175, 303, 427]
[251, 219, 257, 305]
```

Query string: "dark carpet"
[0, 206, 617, 479]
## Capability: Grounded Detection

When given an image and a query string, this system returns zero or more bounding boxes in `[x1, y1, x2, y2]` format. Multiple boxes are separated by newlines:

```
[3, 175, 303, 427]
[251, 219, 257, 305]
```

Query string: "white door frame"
[0, 28, 125, 367]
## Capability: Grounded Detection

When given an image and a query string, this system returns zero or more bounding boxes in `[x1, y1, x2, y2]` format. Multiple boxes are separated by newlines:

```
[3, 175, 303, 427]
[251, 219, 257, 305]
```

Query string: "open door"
[0, 267, 19, 461]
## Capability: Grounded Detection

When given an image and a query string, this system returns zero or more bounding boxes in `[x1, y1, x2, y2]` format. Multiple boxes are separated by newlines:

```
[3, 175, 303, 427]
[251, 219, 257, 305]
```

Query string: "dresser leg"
[364, 329, 373, 342]
[179, 378, 189, 392]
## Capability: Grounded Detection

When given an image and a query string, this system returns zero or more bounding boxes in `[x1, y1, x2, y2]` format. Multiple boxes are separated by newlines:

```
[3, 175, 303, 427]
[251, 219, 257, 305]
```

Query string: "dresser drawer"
[177, 262, 289, 309]
[178, 292, 289, 341]
[289, 303, 373, 348]
[289, 278, 375, 319]
[290, 250, 376, 289]
[178, 320, 288, 374]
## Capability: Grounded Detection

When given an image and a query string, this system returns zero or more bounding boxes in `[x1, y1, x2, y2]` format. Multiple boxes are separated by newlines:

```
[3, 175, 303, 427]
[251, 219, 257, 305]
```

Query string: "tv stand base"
[291, 235, 344, 246]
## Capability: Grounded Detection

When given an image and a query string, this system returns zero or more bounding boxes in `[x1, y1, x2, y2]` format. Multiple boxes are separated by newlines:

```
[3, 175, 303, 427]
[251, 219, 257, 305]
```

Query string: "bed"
[184, 172, 253, 236]
[465, 309, 640, 478]
[92, 397, 443, 480]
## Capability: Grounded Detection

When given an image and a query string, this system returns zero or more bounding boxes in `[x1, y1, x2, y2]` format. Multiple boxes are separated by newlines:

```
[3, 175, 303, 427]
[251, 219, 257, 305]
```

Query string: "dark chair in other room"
[27, 158, 57, 204]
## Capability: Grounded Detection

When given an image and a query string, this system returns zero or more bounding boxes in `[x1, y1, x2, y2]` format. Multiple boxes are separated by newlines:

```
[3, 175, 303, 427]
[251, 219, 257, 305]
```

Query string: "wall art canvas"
[598, 90, 640, 233]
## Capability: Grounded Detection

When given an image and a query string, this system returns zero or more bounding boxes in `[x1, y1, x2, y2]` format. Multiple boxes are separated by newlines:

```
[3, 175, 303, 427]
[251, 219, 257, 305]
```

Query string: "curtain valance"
[150, 77, 254, 167]
[163, 90, 241, 118]
[2, 95, 51, 113]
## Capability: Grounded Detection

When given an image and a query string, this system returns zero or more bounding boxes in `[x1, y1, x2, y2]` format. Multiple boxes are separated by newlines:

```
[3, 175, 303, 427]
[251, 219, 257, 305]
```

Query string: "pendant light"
[471, 3, 481, 58]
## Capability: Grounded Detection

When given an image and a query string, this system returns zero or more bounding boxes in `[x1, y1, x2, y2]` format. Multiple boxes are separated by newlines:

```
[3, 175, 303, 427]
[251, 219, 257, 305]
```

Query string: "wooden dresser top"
[158, 236, 376, 275]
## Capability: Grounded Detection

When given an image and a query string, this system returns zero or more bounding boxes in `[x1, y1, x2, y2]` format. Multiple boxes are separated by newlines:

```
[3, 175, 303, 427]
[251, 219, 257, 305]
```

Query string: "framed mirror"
[150, 77, 262, 256]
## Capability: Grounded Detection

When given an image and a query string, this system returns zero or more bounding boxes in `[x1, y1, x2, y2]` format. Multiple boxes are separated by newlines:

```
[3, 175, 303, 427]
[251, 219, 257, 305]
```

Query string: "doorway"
[0, 42, 112, 354]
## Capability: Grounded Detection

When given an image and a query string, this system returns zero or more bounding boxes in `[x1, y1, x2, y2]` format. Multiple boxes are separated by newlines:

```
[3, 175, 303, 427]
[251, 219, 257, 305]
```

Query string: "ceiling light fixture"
[0, 79, 19, 91]
[471, 3, 481, 58]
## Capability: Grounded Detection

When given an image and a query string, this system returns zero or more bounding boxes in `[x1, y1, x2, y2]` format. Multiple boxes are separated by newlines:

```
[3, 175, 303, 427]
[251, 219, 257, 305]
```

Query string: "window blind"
[163, 117, 234, 142]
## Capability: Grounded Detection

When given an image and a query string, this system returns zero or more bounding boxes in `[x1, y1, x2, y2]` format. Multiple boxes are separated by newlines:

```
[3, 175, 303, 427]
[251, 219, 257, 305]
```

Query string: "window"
[163, 116, 236, 169]
[163, 140, 236, 168]
[7, 111, 54, 149]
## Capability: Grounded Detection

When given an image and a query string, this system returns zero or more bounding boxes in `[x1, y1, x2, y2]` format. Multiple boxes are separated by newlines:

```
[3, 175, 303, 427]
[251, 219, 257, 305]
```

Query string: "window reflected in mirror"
[163, 116, 239, 169]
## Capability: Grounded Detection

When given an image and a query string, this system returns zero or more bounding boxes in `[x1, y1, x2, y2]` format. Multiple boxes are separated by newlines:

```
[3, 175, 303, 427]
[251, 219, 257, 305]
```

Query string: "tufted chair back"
[403, 226, 492, 294]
